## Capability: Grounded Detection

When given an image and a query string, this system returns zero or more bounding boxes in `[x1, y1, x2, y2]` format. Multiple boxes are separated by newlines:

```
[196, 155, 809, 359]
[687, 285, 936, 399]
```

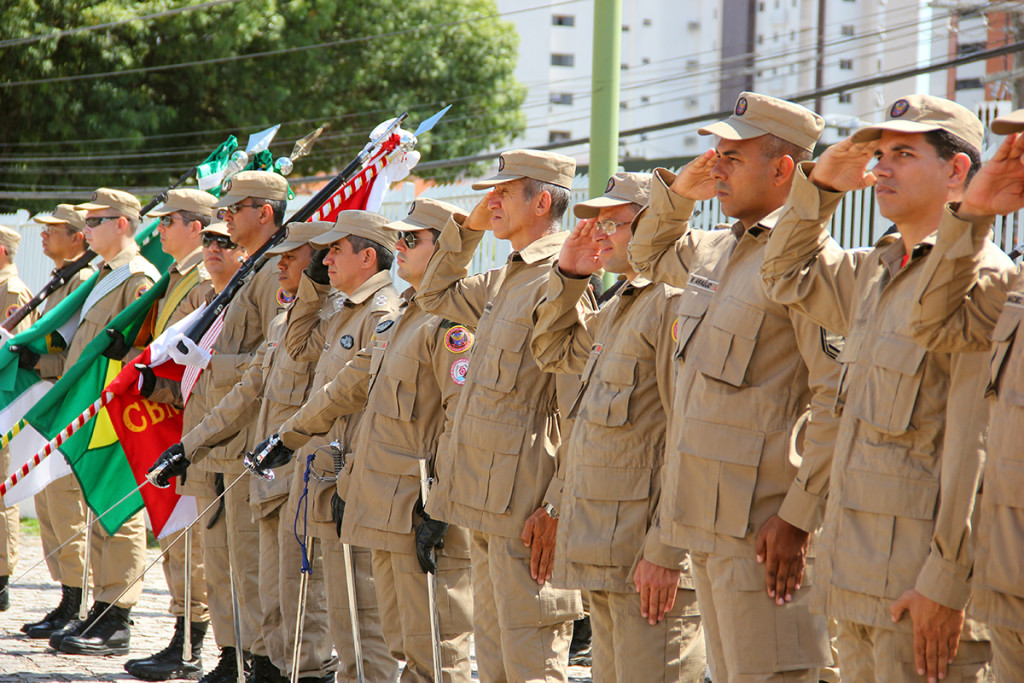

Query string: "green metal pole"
[591, 0, 622, 291]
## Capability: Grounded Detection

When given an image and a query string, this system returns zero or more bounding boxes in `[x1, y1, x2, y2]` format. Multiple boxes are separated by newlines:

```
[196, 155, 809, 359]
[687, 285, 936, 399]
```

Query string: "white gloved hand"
[0, 327, 12, 343]
[167, 334, 212, 369]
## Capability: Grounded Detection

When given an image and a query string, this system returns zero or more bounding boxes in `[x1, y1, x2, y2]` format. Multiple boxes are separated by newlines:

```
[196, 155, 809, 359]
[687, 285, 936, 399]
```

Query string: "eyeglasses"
[202, 234, 238, 250]
[157, 215, 186, 228]
[595, 219, 632, 235]
[398, 231, 434, 249]
[216, 202, 260, 220]
[83, 216, 120, 228]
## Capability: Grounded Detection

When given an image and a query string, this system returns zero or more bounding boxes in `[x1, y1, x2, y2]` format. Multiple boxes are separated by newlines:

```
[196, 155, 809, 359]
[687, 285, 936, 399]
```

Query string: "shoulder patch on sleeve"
[134, 282, 149, 300]
[4, 304, 19, 319]
[444, 325, 473, 353]
[820, 327, 845, 361]
[375, 319, 394, 334]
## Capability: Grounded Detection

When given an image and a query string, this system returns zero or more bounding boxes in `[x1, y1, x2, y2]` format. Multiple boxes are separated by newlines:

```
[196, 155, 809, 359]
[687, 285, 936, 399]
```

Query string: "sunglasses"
[157, 215, 185, 228]
[398, 231, 434, 249]
[83, 216, 121, 228]
[216, 202, 260, 220]
[595, 219, 632, 235]
[202, 234, 238, 250]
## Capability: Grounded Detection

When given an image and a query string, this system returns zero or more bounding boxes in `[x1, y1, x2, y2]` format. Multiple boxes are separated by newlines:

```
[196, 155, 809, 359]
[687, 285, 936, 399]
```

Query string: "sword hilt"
[243, 434, 282, 481]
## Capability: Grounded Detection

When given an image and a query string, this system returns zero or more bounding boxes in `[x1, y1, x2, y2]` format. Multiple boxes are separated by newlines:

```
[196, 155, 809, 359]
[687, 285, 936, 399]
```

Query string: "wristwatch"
[543, 502, 559, 519]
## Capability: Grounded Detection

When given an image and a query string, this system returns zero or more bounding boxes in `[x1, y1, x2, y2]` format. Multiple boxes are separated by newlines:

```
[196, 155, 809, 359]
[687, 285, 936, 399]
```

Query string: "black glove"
[414, 502, 449, 574]
[305, 248, 331, 286]
[331, 492, 346, 538]
[250, 434, 294, 475]
[9, 345, 40, 371]
[102, 329, 132, 360]
[135, 364, 156, 397]
[147, 443, 190, 488]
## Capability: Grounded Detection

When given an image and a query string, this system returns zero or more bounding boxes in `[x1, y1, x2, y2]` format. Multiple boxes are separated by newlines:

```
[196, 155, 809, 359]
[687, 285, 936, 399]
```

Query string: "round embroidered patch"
[671, 318, 680, 344]
[4, 304, 18, 319]
[134, 283, 149, 299]
[375, 319, 394, 334]
[277, 287, 294, 306]
[890, 99, 910, 118]
[340, 334, 354, 349]
[450, 358, 469, 385]
[444, 325, 473, 353]
[605, 177, 615, 193]
[735, 97, 748, 116]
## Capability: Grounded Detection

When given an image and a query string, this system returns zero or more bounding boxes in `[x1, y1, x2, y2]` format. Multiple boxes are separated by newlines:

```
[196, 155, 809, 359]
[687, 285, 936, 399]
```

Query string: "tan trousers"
[989, 626, 1024, 682]
[587, 587, 706, 683]
[276, 518, 338, 679]
[157, 525, 209, 622]
[835, 620, 993, 682]
[470, 530, 584, 683]
[690, 551, 830, 683]
[0, 501, 17, 576]
[371, 545, 474, 682]
[92, 509, 147, 608]
[35, 473, 87, 586]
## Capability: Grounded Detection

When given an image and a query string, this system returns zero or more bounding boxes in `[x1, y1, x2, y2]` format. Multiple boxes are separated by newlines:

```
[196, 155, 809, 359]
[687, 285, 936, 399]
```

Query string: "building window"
[686, 96, 698, 107]
[839, 59, 853, 70]
[641, 95, 650, 104]
[642, 57, 651, 65]
[684, 135, 698, 146]
[958, 42, 986, 56]
[955, 77, 984, 90]
[758, 34, 764, 44]
[550, 92, 573, 105]
[758, 1, 765, 10]
[687, 21, 701, 30]
[620, 101, 629, 109]
[551, 53, 574, 67]
[643, 18, 652, 26]
[621, 24, 630, 31]
[552, 15, 574, 26]
[838, 92, 852, 104]
[686, 59, 699, 69]
[548, 131, 571, 143]
[841, 25, 855, 36]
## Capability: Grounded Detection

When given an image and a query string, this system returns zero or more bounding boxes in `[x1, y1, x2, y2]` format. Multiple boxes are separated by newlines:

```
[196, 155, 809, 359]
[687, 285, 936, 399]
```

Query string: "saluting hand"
[521, 506, 558, 585]
[890, 589, 965, 683]
[959, 132, 1024, 218]
[755, 514, 809, 606]
[808, 137, 879, 192]
[464, 196, 494, 231]
[557, 219, 602, 278]
[633, 559, 680, 625]
[669, 149, 718, 201]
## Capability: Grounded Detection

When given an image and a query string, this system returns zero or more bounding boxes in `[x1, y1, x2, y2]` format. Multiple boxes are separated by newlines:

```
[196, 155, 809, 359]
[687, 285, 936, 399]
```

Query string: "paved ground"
[0, 527, 592, 682]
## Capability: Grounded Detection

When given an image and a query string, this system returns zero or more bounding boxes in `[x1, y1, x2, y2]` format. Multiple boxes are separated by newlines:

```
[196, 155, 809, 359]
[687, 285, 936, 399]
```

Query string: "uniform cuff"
[915, 551, 972, 611]
[279, 426, 310, 452]
[297, 272, 330, 304]
[942, 205, 996, 259]
[789, 162, 845, 222]
[777, 481, 826, 534]
[648, 168, 698, 220]
[542, 475, 563, 511]
[642, 531, 688, 571]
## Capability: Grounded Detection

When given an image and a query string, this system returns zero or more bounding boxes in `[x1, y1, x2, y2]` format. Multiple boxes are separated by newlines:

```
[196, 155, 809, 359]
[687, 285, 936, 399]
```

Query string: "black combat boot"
[49, 600, 109, 651]
[249, 654, 286, 683]
[198, 647, 250, 683]
[297, 674, 334, 683]
[22, 584, 83, 638]
[0, 575, 9, 611]
[58, 603, 132, 656]
[125, 616, 207, 680]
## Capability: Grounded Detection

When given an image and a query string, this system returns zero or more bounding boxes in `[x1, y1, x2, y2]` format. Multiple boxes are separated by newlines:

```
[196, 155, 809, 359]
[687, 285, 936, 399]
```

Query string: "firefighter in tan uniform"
[166, 221, 338, 683]
[0, 224, 36, 612]
[20, 204, 95, 637]
[627, 94, 841, 682]
[267, 210, 401, 683]
[415, 150, 587, 682]
[531, 173, 708, 681]
[260, 198, 476, 682]
[154, 171, 290, 683]
[30, 188, 160, 656]
[123, 189, 217, 681]
[905, 111, 1024, 680]
[763, 97, 1003, 682]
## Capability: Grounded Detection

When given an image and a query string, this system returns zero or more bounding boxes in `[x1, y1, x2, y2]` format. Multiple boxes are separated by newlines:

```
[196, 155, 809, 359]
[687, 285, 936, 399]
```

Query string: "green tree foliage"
[0, 0, 525, 211]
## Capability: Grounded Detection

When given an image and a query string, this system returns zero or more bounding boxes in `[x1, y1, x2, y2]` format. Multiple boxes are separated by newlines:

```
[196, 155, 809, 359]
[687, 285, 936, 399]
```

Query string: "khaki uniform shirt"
[0, 264, 35, 336]
[760, 164, 1008, 633]
[415, 216, 585, 539]
[281, 270, 400, 539]
[532, 267, 689, 594]
[188, 255, 284, 470]
[35, 258, 96, 381]
[182, 309, 321, 519]
[627, 168, 842, 560]
[907, 207, 1024, 631]
[280, 290, 472, 558]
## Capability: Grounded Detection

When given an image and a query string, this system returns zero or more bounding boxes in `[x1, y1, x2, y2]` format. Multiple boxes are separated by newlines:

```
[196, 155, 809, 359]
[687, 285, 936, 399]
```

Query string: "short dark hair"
[923, 129, 981, 184]
[252, 197, 287, 227]
[522, 178, 571, 224]
[759, 134, 813, 163]
[347, 234, 394, 272]
[178, 209, 212, 229]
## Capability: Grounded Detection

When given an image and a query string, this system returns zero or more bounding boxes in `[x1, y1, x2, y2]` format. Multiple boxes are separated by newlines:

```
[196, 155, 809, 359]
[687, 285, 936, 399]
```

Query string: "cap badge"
[606, 178, 615, 193]
[223, 180, 232, 193]
[408, 201, 416, 215]
[91, 192, 98, 201]
[497, 156, 505, 172]
[735, 97, 748, 116]
[890, 99, 910, 118]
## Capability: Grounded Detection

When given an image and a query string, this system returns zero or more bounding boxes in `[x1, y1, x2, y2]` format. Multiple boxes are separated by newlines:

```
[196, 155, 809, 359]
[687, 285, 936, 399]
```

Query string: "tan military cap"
[150, 189, 218, 218]
[386, 197, 465, 233]
[574, 172, 651, 218]
[34, 204, 86, 231]
[699, 92, 824, 153]
[213, 171, 289, 207]
[471, 149, 576, 190]
[0, 225, 22, 257]
[852, 95, 983, 152]
[992, 109, 1024, 136]
[267, 221, 334, 255]
[201, 221, 232, 239]
[312, 211, 397, 254]
[76, 188, 142, 220]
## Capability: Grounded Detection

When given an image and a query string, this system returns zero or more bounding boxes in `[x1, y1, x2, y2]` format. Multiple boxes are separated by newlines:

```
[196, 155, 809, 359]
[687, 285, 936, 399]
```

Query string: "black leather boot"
[198, 647, 249, 683]
[23, 584, 83, 638]
[0, 575, 9, 611]
[58, 603, 132, 656]
[49, 600, 109, 651]
[124, 616, 207, 680]
[249, 654, 286, 683]
[297, 674, 335, 683]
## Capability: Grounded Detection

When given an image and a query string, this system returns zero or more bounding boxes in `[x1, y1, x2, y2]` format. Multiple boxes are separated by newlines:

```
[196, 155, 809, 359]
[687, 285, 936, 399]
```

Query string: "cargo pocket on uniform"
[861, 334, 928, 434]
[472, 319, 529, 393]
[693, 296, 765, 387]
[980, 459, 1024, 597]
[565, 465, 651, 566]
[675, 418, 765, 539]
[986, 309, 1022, 399]
[356, 448, 422, 535]
[672, 287, 713, 361]
[583, 355, 637, 427]
[374, 353, 418, 423]
[263, 362, 310, 407]
[450, 416, 526, 514]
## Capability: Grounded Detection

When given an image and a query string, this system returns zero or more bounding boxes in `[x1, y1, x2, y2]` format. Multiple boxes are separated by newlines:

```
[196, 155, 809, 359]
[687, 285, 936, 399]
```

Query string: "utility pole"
[590, 0, 622, 199]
